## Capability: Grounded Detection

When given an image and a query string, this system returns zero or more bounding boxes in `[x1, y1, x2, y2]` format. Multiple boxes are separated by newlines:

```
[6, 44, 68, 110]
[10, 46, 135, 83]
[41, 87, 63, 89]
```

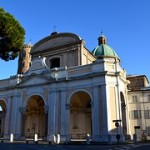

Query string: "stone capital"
[19, 107, 26, 115]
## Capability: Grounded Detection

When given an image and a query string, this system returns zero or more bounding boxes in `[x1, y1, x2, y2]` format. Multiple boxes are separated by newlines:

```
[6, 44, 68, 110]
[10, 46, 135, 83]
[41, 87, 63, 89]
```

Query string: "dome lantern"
[98, 32, 107, 45]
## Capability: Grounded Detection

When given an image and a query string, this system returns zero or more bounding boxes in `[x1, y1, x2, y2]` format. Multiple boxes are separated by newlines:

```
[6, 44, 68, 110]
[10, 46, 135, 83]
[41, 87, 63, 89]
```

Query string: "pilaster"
[13, 94, 22, 138]
[92, 85, 100, 140]
[47, 90, 57, 141]
[60, 90, 67, 141]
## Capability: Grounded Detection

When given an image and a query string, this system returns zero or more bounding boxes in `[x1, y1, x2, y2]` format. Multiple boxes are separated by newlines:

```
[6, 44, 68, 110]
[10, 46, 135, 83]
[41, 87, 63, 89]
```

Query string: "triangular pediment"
[16, 74, 52, 87]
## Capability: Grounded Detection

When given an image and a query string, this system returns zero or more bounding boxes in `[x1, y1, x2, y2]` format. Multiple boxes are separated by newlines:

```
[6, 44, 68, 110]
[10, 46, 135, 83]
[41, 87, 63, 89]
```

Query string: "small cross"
[53, 25, 57, 32]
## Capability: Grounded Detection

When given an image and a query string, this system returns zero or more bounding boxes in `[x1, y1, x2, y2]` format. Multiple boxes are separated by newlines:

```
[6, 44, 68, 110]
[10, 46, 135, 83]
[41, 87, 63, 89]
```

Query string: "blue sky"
[0, 0, 150, 82]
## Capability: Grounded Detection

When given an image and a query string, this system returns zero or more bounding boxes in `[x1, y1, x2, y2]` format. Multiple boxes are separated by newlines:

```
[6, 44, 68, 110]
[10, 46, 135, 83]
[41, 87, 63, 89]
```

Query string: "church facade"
[0, 32, 129, 143]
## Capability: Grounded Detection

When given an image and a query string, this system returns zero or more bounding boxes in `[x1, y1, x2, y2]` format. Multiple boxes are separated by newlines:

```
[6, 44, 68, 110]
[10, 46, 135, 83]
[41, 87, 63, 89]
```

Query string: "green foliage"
[0, 8, 25, 61]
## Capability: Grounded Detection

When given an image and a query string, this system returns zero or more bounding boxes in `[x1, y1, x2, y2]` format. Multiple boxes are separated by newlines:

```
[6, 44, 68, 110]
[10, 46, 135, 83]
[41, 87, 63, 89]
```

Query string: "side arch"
[0, 99, 7, 137]
[120, 92, 127, 138]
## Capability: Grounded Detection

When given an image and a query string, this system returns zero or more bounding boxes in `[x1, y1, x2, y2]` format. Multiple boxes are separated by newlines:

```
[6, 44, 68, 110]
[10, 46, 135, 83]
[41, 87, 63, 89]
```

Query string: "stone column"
[5, 95, 18, 138]
[13, 94, 22, 139]
[47, 93, 51, 138]
[101, 84, 109, 141]
[57, 90, 61, 134]
[9, 96, 15, 135]
[48, 90, 57, 141]
[60, 90, 67, 142]
[44, 105, 48, 137]
[92, 83, 108, 142]
[65, 103, 70, 142]
[19, 107, 26, 138]
[92, 85, 100, 141]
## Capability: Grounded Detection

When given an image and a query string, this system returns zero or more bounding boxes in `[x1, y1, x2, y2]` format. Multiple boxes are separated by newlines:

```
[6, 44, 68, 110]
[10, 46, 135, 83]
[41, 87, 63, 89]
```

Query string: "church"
[0, 31, 129, 143]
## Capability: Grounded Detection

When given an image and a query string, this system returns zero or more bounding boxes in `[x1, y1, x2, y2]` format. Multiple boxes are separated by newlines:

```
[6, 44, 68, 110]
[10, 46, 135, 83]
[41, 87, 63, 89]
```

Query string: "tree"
[0, 8, 25, 61]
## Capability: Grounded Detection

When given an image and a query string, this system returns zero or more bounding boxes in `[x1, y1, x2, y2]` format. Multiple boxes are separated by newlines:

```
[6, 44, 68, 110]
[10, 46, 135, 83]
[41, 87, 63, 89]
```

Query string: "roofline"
[31, 32, 82, 54]
[127, 74, 149, 84]
[128, 88, 150, 92]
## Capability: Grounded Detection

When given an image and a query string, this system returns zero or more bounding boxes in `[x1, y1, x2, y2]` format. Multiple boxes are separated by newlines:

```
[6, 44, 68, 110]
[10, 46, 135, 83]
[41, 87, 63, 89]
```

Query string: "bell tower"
[17, 44, 32, 74]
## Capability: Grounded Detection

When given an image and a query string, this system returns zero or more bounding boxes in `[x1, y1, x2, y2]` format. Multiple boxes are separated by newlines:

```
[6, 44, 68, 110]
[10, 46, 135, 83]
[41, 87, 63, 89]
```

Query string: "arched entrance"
[24, 95, 47, 138]
[70, 91, 92, 139]
[120, 92, 127, 138]
[0, 100, 6, 137]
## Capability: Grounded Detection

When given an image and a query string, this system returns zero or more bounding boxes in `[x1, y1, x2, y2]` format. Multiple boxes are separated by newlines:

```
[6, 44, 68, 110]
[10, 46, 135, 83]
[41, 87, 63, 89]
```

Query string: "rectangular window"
[130, 110, 142, 119]
[146, 126, 150, 135]
[148, 95, 150, 102]
[139, 110, 142, 118]
[144, 110, 150, 119]
[132, 95, 138, 103]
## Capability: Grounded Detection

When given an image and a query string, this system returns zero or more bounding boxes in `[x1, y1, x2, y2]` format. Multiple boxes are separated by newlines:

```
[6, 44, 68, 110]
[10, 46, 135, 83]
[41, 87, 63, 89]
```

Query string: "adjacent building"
[127, 75, 150, 141]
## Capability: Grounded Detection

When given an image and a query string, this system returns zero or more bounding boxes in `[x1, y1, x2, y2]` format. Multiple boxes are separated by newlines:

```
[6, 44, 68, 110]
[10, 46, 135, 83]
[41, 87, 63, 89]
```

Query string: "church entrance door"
[24, 95, 47, 138]
[70, 91, 92, 139]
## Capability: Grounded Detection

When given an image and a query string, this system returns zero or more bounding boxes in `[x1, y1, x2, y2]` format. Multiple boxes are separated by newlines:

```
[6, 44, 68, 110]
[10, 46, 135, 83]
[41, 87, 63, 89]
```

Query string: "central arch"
[24, 95, 47, 138]
[70, 91, 92, 139]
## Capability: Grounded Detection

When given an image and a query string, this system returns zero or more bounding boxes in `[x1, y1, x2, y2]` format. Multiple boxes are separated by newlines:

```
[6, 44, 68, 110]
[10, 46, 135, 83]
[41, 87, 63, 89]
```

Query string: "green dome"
[92, 33, 119, 59]
[92, 44, 119, 58]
